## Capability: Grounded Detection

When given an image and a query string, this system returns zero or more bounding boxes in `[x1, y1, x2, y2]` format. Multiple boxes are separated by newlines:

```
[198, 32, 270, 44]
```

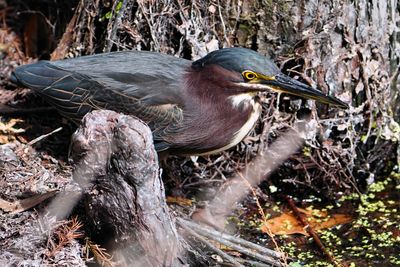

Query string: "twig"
[85, 238, 114, 267]
[0, 190, 58, 213]
[217, 0, 228, 45]
[106, 0, 128, 52]
[388, 63, 400, 85]
[287, 69, 315, 88]
[28, 127, 63, 146]
[178, 220, 244, 267]
[237, 172, 288, 266]
[237, 258, 275, 267]
[51, 9, 78, 60]
[17, 10, 56, 34]
[284, 196, 341, 267]
[356, 49, 373, 144]
[318, 115, 362, 123]
[137, 1, 160, 51]
[180, 218, 283, 259]
[178, 218, 283, 266]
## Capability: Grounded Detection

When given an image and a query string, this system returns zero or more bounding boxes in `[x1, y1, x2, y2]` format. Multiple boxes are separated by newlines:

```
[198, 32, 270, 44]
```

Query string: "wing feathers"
[14, 62, 102, 118]
[12, 56, 185, 149]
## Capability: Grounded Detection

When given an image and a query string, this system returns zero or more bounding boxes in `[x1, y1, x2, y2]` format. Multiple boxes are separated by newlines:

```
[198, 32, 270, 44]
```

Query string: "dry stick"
[217, 0, 228, 45]
[28, 127, 63, 146]
[178, 220, 244, 267]
[179, 218, 283, 260]
[357, 50, 373, 144]
[284, 196, 341, 267]
[0, 190, 58, 213]
[50, 7, 78, 60]
[237, 172, 288, 266]
[178, 218, 282, 259]
[237, 175, 266, 224]
[106, 0, 127, 52]
[237, 258, 275, 267]
[178, 219, 282, 266]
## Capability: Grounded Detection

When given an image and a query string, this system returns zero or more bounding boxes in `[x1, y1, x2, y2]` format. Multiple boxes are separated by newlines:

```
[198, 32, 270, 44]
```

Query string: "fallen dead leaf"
[166, 196, 193, 206]
[0, 191, 58, 213]
[260, 207, 352, 236]
[0, 118, 25, 134]
[0, 118, 25, 144]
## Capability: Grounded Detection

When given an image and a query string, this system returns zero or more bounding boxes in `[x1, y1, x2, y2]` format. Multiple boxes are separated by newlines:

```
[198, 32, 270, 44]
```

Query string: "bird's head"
[192, 47, 348, 109]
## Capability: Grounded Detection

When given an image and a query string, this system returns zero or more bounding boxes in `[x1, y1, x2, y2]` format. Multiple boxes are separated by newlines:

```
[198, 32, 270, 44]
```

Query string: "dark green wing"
[12, 51, 191, 151]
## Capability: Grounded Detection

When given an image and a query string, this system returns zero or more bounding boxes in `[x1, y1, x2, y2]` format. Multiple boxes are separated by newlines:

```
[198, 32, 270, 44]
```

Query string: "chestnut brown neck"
[164, 65, 259, 155]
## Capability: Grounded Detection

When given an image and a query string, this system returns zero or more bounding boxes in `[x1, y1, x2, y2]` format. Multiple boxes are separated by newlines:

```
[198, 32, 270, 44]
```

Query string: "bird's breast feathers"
[195, 95, 261, 155]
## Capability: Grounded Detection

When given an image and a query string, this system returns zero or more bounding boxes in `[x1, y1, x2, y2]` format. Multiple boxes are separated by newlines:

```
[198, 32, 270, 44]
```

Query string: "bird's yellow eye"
[243, 71, 257, 81]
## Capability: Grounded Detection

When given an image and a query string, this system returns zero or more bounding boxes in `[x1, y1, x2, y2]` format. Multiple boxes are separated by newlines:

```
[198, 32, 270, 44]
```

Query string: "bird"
[10, 47, 347, 156]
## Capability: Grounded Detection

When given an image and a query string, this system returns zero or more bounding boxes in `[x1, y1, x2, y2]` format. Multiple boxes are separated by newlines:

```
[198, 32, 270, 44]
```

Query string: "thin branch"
[106, 0, 128, 52]
[178, 220, 244, 267]
[178, 218, 283, 266]
[285, 196, 341, 267]
[28, 127, 63, 146]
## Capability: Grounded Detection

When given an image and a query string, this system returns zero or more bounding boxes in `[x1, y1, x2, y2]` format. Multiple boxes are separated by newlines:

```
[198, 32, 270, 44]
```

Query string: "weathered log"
[69, 110, 187, 266]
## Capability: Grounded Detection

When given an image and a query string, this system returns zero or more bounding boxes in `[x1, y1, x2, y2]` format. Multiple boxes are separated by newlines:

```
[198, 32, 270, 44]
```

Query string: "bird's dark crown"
[192, 47, 280, 78]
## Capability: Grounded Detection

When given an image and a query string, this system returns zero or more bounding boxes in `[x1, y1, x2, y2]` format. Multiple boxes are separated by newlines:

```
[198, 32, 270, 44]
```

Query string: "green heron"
[11, 47, 347, 155]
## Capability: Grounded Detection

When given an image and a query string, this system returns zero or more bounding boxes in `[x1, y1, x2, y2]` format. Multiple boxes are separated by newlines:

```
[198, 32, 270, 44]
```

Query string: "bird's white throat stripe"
[229, 93, 254, 107]
[236, 83, 280, 93]
[197, 101, 261, 156]
[229, 102, 261, 148]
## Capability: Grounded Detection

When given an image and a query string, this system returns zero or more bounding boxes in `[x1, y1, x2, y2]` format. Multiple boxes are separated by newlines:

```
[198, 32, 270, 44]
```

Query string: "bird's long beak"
[259, 74, 348, 109]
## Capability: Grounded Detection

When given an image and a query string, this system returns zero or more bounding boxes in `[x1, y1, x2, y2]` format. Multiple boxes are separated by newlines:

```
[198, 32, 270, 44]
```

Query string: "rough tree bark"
[69, 110, 195, 266]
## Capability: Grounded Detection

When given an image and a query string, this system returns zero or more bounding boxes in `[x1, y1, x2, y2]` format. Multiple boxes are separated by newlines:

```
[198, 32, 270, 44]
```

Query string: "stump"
[69, 110, 186, 266]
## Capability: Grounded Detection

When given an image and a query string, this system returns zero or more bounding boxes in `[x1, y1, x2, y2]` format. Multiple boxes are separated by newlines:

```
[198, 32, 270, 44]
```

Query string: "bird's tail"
[9, 71, 19, 85]
[9, 61, 96, 120]
[11, 61, 70, 90]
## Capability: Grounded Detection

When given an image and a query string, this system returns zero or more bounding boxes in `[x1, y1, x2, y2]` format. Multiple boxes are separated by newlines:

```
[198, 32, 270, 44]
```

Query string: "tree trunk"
[69, 110, 203, 266]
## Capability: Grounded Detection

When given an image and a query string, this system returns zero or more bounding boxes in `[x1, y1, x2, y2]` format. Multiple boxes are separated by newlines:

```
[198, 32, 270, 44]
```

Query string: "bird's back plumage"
[12, 51, 193, 151]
